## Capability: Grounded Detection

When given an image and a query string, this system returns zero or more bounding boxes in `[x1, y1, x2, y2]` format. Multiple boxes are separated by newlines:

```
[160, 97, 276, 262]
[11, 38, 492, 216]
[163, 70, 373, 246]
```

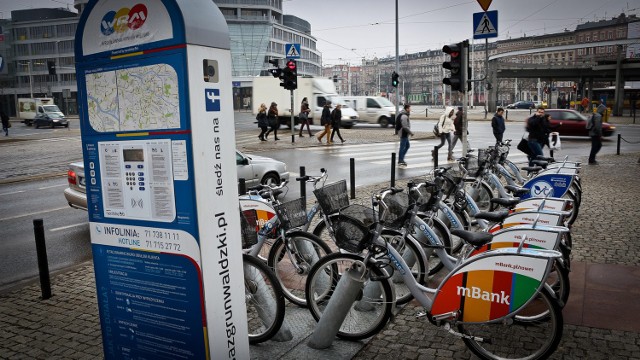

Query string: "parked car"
[544, 109, 616, 137]
[64, 150, 289, 210]
[506, 101, 535, 109]
[33, 112, 68, 128]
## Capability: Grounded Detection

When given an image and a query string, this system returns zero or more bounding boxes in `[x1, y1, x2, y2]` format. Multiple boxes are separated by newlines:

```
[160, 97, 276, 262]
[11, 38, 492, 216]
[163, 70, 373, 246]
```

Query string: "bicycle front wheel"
[243, 254, 285, 344]
[267, 230, 332, 307]
[305, 253, 393, 341]
[465, 180, 494, 213]
[458, 286, 563, 360]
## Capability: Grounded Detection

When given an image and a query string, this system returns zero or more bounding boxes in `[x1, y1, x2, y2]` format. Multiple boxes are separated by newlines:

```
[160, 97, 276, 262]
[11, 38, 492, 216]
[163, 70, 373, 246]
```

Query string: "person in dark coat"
[316, 101, 332, 144]
[256, 103, 268, 141]
[1, 108, 9, 136]
[526, 107, 549, 166]
[451, 107, 464, 149]
[330, 104, 345, 144]
[298, 97, 312, 137]
[491, 107, 506, 144]
[264, 102, 280, 140]
[588, 104, 606, 164]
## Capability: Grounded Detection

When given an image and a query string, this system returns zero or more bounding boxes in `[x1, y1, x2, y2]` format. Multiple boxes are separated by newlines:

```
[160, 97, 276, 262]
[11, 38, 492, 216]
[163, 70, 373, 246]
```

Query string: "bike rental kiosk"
[75, 1, 248, 358]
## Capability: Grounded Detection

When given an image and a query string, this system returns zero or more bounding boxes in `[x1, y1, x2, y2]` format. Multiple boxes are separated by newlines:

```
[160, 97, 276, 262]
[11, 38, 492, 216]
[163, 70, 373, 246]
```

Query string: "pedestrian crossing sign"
[473, 10, 498, 39]
[285, 43, 301, 59]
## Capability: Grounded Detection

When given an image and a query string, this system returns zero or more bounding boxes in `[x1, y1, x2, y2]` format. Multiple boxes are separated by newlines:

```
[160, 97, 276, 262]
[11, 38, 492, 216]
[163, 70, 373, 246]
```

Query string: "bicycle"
[239, 210, 285, 344]
[305, 187, 564, 360]
[239, 182, 332, 307]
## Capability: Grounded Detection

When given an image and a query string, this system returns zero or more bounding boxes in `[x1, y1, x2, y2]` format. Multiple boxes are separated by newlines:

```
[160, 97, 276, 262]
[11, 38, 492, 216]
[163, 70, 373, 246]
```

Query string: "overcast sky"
[2, 0, 638, 65]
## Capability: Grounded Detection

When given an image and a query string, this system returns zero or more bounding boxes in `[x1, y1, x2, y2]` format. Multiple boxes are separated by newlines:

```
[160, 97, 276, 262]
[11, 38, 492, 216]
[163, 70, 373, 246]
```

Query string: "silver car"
[64, 150, 289, 210]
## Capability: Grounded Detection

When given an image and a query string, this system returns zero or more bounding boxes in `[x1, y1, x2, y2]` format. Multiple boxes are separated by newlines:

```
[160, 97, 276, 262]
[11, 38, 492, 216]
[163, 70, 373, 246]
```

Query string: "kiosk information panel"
[75, 1, 248, 359]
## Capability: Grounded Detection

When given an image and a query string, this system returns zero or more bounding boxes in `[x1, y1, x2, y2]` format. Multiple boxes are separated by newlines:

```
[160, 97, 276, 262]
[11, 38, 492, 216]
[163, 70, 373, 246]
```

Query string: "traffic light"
[282, 59, 297, 91]
[391, 71, 399, 87]
[267, 59, 281, 78]
[47, 61, 56, 75]
[442, 42, 464, 92]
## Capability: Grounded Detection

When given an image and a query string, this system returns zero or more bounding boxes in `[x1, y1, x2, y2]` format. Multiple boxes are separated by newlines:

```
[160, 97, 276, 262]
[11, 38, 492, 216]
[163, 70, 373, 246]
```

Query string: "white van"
[342, 96, 396, 128]
[18, 98, 65, 126]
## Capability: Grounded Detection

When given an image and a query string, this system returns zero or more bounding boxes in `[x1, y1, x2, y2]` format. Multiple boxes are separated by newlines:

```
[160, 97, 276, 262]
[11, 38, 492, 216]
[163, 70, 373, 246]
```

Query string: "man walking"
[491, 107, 505, 144]
[588, 103, 605, 165]
[316, 101, 332, 144]
[526, 107, 548, 166]
[397, 104, 413, 167]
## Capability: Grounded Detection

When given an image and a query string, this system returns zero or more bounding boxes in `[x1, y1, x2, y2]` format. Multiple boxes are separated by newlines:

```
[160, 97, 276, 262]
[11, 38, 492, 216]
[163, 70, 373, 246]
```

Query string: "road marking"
[0, 190, 26, 196]
[38, 184, 68, 190]
[50, 222, 88, 232]
[0, 206, 69, 222]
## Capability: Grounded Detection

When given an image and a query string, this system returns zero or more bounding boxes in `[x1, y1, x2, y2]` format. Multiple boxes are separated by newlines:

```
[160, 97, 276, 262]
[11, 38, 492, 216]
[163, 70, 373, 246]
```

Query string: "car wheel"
[50, 122, 55, 129]
[261, 173, 280, 187]
[64, 123, 69, 128]
[34, 121, 39, 129]
[378, 116, 390, 128]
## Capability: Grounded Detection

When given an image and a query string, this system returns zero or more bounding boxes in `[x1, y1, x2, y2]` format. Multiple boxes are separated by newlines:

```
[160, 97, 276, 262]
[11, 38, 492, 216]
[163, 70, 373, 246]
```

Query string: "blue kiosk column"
[75, 1, 249, 359]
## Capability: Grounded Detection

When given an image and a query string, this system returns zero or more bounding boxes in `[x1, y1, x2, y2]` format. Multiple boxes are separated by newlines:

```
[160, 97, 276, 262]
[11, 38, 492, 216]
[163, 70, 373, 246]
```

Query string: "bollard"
[433, 146, 439, 169]
[390, 153, 396, 187]
[617, 134, 621, 155]
[299, 166, 306, 205]
[33, 219, 52, 300]
[505, 110, 509, 120]
[238, 178, 246, 195]
[529, 108, 532, 115]
[350, 158, 355, 200]
[425, 108, 428, 117]
[307, 265, 366, 349]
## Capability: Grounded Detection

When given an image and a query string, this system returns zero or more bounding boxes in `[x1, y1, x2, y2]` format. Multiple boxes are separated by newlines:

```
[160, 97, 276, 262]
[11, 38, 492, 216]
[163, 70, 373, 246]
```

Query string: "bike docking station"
[75, 1, 249, 358]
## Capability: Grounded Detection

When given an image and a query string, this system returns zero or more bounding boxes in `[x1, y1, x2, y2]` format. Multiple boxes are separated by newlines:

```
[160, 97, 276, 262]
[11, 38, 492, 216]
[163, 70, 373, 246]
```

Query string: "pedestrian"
[432, 106, 456, 161]
[525, 107, 548, 166]
[298, 97, 312, 137]
[264, 102, 280, 140]
[256, 103, 268, 141]
[397, 104, 413, 167]
[581, 96, 590, 113]
[1, 108, 9, 137]
[451, 106, 464, 149]
[491, 107, 506, 144]
[330, 104, 345, 144]
[316, 101, 332, 144]
[588, 103, 606, 165]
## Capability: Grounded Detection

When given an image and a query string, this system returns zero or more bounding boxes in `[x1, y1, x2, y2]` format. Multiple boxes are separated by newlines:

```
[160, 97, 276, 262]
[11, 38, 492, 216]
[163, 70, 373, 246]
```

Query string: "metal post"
[462, 40, 469, 157]
[349, 158, 355, 200]
[290, 89, 295, 143]
[617, 134, 621, 155]
[433, 146, 439, 169]
[238, 178, 246, 195]
[394, 0, 399, 121]
[299, 166, 306, 205]
[390, 153, 396, 187]
[33, 219, 51, 300]
[307, 266, 366, 349]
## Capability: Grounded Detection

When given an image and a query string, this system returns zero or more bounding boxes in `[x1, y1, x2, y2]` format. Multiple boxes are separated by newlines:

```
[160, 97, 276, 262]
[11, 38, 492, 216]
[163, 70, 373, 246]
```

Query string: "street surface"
[1, 112, 638, 290]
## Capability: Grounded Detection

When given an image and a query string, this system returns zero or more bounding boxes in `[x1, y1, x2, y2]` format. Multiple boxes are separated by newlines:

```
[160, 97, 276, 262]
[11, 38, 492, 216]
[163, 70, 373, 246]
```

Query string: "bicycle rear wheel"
[305, 253, 393, 341]
[465, 180, 493, 213]
[267, 231, 332, 307]
[243, 254, 285, 344]
[458, 286, 563, 360]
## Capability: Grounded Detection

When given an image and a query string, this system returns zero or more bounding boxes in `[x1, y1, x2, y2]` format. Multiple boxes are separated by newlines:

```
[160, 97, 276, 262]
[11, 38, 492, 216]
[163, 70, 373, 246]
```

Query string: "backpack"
[433, 117, 442, 137]
[585, 114, 594, 130]
[394, 113, 403, 135]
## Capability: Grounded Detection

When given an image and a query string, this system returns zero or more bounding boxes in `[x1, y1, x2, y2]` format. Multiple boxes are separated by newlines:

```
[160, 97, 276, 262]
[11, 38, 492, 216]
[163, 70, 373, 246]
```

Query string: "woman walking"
[330, 104, 345, 144]
[298, 97, 312, 137]
[433, 106, 456, 161]
[264, 102, 280, 141]
[256, 103, 268, 141]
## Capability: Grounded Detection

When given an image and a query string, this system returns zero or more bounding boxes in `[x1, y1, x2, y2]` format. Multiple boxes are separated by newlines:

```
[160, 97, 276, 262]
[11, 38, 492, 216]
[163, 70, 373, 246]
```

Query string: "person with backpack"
[396, 104, 413, 167]
[433, 106, 456, 161]
[316, 101, 332, 144]
[330, 104, 345, 144]
[587, 104, 605, 164]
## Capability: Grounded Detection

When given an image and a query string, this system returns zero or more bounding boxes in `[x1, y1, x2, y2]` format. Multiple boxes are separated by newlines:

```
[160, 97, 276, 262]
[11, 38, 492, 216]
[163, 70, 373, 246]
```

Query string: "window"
[366, 98, 380, 108]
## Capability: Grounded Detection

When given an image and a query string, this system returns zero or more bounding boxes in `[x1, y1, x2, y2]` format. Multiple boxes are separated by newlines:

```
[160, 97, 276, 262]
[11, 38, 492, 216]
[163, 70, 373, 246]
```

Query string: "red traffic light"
[286, 60, 296, 70]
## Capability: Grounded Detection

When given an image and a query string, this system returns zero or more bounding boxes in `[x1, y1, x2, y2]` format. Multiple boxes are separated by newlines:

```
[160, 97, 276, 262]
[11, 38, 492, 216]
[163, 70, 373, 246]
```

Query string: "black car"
[506, 101, 535, 109]
[33, 112, 69, 128]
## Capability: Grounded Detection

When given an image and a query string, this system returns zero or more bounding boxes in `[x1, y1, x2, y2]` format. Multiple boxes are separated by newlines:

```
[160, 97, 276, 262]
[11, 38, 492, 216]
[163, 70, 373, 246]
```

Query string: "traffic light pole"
[290, 89, 295, 143]
[461, 41, 469, 156]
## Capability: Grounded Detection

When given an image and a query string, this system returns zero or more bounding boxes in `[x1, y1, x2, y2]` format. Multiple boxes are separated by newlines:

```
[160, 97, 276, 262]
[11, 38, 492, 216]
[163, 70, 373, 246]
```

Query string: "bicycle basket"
[379, 191, 409, 229]
[240, 209, 258, 249]
[411, 181, 438, 212]
[274, 197, 308, 230]
[313, 180, 349, 215]
[334, 204, 375, 253]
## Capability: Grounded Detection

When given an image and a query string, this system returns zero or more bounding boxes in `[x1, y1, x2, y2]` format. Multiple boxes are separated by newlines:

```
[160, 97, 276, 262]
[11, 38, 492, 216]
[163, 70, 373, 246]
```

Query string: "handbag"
[432, 124, 440, 137]
[517, 133, 531, 156]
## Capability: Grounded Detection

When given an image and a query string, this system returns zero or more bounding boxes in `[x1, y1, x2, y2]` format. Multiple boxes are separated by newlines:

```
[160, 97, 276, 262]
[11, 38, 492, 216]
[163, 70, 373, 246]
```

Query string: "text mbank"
[456, 286, 510, 305]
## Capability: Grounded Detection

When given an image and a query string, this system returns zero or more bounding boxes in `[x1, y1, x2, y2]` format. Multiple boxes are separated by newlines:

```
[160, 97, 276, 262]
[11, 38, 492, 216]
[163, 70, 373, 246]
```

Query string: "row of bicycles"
[238, 139, 582, 360]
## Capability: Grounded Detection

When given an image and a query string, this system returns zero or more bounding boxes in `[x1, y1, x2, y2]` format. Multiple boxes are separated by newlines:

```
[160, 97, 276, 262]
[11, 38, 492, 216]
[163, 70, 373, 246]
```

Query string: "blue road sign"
[285, 43, 301, 59]
[473, 10, 498, 39]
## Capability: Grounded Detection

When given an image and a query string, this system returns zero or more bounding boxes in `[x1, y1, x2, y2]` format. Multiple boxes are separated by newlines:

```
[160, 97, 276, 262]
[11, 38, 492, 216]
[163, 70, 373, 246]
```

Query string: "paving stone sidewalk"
[1, 152, 639, 359]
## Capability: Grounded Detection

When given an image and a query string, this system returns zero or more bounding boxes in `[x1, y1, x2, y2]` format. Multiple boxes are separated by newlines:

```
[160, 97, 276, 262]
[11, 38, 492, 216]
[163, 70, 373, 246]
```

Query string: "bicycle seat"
[521, 166, 542, 173]
[451, 229, 493, 248]
[490, 198, 520, 208]
[474, 209, 510, 223]
[504, 185, 529, 196]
